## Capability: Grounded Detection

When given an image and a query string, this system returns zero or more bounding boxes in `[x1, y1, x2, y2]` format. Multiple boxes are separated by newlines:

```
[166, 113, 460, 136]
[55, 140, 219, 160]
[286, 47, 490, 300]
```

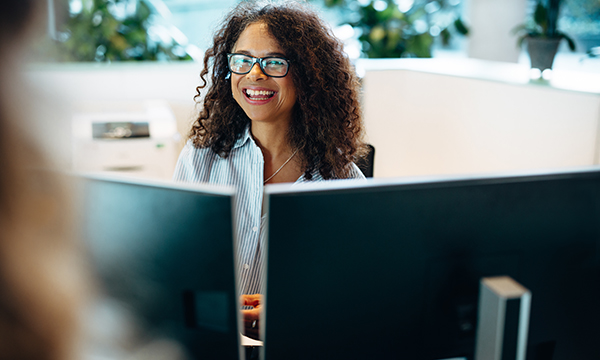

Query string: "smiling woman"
[172, 0, 367, 346]
[181, 0, 367, 182]
[229, 22, 298, 145]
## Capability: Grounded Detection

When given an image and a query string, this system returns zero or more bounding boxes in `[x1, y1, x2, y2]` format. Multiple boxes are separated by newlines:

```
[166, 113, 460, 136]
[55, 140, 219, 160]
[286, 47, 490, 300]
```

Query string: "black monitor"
[262, 167, 600, 360]
[74, 174, 241, 360]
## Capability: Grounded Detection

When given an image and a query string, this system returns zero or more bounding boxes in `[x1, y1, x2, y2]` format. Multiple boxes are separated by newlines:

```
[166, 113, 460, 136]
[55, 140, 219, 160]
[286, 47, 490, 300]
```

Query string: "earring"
[225, 72, 231, 80]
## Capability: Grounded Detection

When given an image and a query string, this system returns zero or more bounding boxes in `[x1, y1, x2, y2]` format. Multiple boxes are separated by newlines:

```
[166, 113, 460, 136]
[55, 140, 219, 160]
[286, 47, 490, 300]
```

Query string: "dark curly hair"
[190, 0, 366, 180]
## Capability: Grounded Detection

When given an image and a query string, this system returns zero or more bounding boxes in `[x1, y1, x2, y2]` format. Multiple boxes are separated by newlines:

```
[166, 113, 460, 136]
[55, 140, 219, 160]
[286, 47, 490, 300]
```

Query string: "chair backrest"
[356, 144, 375, 178]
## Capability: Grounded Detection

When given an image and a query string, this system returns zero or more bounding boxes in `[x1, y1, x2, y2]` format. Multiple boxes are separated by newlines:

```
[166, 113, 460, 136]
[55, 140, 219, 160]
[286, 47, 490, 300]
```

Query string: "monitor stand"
[475, 276, 531, 360]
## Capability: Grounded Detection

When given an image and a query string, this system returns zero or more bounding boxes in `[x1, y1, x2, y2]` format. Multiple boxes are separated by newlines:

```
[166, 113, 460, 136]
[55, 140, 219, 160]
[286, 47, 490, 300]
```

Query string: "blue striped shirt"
[172, 126, 365, 295]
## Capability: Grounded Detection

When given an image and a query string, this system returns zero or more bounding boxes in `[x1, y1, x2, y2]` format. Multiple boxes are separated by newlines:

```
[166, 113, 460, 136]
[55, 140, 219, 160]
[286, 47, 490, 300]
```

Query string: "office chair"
[356, 144, 375, 178]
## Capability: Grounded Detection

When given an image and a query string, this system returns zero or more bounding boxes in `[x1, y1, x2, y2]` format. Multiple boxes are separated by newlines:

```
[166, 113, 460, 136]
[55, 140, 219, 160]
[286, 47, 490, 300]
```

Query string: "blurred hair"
[0, 1, 89, 360]
[190, 0, 367, 179]
[0, 2, 36, 40]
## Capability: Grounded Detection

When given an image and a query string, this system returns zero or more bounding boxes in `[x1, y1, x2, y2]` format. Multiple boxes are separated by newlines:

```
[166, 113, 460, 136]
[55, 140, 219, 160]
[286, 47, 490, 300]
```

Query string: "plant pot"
[526, 37, 561, 70]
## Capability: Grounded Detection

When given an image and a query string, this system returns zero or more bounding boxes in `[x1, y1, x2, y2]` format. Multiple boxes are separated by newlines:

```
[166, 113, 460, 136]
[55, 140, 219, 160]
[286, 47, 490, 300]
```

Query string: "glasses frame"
[227, 53, 291, 78]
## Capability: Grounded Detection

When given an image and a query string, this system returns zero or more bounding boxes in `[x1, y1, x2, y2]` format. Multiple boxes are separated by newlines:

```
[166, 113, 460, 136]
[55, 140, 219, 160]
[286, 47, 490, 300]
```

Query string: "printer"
[72, 101, 180, 180]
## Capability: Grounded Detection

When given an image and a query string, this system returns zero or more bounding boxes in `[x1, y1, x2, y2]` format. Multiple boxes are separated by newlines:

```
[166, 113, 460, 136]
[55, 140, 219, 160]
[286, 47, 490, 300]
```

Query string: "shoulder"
[172, 140, 219, 182]
[173, 136, 259, 184]
[178, 140, 218, 165]
[345, 162, 367, 180]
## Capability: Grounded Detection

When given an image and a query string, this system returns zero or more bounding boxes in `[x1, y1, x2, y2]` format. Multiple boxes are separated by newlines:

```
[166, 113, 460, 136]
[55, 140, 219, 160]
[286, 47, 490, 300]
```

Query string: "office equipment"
[72, 101, 179, 180]
[263, 167, 600, 360]
[75, 174, 240, 360]
[475, 276, 531, 360]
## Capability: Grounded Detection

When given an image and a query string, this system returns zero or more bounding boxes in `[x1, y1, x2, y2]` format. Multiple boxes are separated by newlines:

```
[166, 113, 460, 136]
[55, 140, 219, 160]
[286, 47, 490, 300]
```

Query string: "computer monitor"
[262, 167, 600, 360]
[74, 174, 241, 360]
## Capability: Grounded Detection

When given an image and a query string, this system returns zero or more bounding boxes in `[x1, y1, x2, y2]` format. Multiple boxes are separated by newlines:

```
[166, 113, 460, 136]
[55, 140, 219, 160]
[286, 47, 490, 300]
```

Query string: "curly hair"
[190, 0, 367, 180]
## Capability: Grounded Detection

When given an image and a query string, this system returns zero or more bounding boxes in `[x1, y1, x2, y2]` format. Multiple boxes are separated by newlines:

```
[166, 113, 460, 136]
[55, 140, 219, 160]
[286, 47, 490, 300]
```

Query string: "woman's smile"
[243, 87, 277, 103]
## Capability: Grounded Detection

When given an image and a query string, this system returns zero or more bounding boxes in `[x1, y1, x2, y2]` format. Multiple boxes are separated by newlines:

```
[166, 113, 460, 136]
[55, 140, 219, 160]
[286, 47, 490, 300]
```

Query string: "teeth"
[246, 89, 275, 97]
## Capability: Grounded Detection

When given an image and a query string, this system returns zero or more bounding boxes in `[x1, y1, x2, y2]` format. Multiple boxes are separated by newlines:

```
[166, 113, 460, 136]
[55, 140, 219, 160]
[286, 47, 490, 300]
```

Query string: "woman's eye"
[234, 60, 249, 67]
[265, 59, 285, 67]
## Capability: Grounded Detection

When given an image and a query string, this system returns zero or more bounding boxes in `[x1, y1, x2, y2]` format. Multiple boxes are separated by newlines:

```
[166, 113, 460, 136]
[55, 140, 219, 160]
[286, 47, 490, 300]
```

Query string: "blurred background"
[20, 0, 600, 180]
[33, 0, 600, 62]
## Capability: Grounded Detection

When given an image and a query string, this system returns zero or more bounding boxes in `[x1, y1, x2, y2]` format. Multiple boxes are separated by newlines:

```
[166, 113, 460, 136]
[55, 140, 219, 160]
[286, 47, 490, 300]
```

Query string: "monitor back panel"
[264, 170, 600, 360]
[77, 175, 239, 360]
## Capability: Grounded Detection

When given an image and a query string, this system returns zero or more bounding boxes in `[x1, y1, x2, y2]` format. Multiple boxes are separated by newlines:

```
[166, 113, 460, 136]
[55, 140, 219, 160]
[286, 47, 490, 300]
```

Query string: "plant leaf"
[517, 35, 526, 49]
[533, 1, 548, 34]
[454, 17, 469, 35]
[559, 32, 577, 51]
[510, 23, 528, 36]
[441, 28, 450, 46]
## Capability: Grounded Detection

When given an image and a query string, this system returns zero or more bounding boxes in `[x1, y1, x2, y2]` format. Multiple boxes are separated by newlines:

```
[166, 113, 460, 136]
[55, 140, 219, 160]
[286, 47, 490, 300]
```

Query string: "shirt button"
[252, 226, 258, 232]
[243, 264, 250, 270]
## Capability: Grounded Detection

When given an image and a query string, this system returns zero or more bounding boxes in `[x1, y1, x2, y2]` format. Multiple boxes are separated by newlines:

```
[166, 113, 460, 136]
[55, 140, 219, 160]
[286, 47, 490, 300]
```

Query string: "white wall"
[466, 0, 527, 63]
[358, 58, 600, 178]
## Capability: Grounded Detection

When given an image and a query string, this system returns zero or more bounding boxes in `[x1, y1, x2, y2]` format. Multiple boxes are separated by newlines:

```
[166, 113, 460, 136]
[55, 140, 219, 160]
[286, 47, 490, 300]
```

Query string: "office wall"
[23, 60, 600, 179]
[466, 0, 527, 63]
[359, 58, 600, 178]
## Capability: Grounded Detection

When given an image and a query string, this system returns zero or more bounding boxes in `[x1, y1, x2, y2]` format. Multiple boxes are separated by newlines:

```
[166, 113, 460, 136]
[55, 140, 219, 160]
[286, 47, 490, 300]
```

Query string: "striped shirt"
[172, 126, 365, 295]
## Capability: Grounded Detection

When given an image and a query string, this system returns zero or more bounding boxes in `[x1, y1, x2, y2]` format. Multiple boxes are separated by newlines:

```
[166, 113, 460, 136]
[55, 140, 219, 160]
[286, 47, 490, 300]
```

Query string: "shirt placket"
[239, 140, 265, 295]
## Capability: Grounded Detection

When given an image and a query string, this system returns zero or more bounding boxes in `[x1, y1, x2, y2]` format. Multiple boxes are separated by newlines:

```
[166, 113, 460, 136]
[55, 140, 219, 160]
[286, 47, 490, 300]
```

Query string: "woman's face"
[230, 22, 297, 126]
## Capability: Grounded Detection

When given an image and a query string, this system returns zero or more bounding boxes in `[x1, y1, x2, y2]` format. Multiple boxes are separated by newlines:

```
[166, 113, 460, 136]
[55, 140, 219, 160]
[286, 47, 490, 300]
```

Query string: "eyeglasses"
[227, 53, 290, 78]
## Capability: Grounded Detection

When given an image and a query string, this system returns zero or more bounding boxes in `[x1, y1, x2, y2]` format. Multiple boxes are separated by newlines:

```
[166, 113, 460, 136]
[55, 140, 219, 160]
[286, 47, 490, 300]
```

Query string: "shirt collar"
[295, 168, 323, 184]
[233, 125, 253, 149]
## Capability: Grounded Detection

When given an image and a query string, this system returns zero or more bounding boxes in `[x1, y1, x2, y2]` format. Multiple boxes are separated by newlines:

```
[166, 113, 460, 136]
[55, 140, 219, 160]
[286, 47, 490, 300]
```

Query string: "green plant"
[323, 0, 469, 58]
[512, 0, 576, 51]
[39, 0, 192, 62]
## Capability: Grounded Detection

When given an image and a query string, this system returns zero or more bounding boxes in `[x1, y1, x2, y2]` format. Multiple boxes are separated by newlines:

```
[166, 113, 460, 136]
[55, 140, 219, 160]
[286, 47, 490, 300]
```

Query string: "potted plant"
[512, 0, 576, 70]
[322, 0, 469, 59]
[36, 0, 193, 62]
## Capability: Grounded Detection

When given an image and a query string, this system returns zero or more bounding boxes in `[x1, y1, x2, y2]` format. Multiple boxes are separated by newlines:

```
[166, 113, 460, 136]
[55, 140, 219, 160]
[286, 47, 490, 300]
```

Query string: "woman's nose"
[246, 63, 268, 80]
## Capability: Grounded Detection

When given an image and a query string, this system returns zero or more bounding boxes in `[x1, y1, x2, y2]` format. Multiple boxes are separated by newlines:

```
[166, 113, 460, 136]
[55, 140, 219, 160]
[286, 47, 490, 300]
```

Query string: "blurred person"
[172, 0, 368, 342]
[0, 1, 90, 360]
[0, 3, 209, 360]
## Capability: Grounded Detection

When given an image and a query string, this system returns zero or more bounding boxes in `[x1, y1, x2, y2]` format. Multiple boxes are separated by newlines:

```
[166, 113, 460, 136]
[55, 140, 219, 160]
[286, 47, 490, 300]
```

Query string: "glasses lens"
[261, 57, 289, 77]
[229, 54, 253, 74]
[228, 54, 289, 77]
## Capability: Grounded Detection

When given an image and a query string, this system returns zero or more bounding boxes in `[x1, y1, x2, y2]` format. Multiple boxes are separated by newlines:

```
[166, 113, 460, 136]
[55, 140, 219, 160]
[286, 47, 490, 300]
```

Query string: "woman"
[0, 2, 91, 360]
[173, 0, 367, 340]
